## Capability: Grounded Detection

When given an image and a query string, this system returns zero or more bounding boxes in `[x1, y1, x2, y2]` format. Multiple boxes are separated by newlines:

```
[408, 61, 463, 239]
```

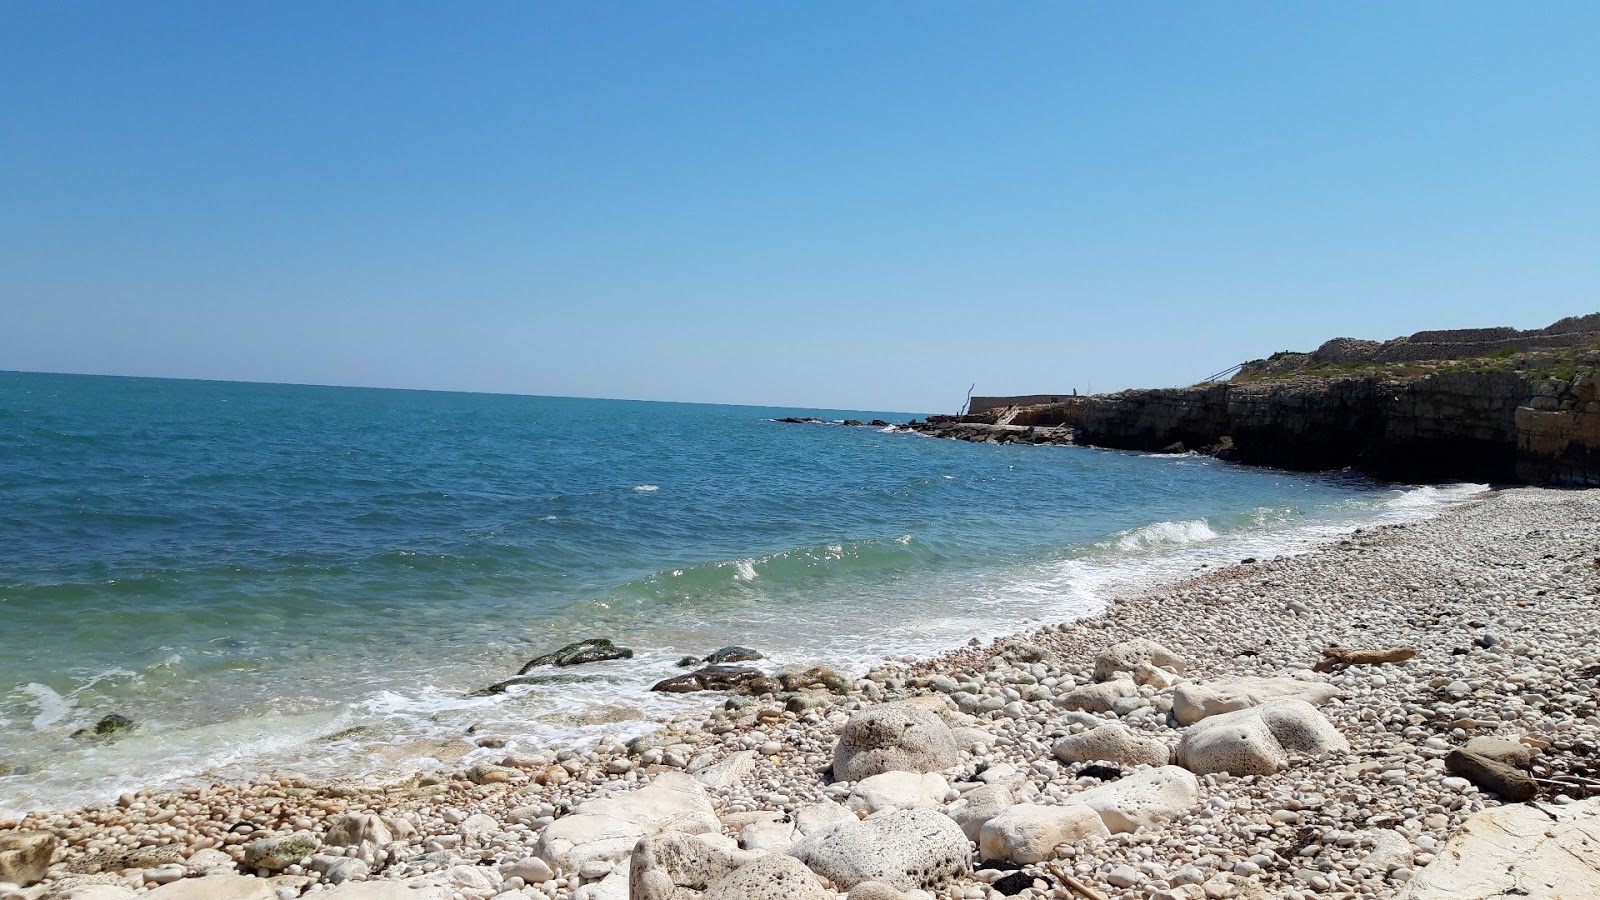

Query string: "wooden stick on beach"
[1047, 864, 1110, 900]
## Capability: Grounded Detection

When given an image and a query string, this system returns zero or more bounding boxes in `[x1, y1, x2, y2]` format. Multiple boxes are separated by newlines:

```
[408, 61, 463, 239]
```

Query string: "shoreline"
[4, 486, 1599, 899]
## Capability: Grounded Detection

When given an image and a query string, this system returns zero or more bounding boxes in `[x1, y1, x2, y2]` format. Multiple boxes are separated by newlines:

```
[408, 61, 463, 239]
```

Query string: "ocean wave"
[1109, 519, 1219, 552]
[633, 485, 660, 492]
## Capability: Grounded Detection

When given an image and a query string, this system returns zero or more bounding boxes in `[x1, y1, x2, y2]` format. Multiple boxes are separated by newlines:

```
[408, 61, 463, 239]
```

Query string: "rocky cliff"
[970, 368, 1600, 486]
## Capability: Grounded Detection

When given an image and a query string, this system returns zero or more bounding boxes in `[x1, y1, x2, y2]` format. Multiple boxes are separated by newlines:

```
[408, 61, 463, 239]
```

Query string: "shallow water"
[0, 371, 1481, 812]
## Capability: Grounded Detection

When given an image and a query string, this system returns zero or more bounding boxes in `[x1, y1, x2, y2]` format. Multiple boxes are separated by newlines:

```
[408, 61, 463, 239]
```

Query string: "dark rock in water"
[869, 420, 889, 427]
[72, 714, 135, 740]
[776, 417, 826, 425]
[650, 665, 773, 694]
[675, 655, 701, 667]
[1076, 764, 1123, 781]
[992, 872, 1042, 896]
[472, 672, 585, 697]
[519, 638, 633, 673]
[1159, 441, 1187, 454]
[704, 646, 764, 664]
[1240, 557, 1258, 564]
[842, 419, 865, 427]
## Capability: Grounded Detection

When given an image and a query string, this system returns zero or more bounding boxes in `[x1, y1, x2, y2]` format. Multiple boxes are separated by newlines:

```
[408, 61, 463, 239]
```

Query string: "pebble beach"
[5, 485, 1599, 900]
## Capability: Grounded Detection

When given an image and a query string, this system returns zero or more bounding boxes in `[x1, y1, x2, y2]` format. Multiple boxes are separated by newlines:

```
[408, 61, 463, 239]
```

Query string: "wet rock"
[704, 646, 764, 664]
[70, 714, 135, 740]
[1052, 723, 1169, 768]
[979, 804, 1109, 864]
[0, 831, 58, 887]
[789, 808, 971, 891]
[519, 638, 634, 671]
[831, 702, 959, 782]
[651, 666, 774, 695]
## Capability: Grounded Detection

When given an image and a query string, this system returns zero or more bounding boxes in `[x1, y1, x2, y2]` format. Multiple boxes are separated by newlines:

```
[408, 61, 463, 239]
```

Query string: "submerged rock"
[71, 714, 136, 740]
[519, 638, 634, 672]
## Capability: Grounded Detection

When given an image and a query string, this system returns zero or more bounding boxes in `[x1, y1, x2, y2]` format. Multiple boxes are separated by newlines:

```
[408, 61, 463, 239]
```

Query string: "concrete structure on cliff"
[942, 315, 1600, 486]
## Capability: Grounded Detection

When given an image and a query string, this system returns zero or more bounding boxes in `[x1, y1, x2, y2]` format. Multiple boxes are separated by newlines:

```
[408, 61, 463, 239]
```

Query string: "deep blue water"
[0, 371, 1478, 812]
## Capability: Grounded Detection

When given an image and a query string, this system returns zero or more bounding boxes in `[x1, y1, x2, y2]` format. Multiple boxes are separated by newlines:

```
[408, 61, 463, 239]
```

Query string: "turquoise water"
[0, 372, 1480, 812]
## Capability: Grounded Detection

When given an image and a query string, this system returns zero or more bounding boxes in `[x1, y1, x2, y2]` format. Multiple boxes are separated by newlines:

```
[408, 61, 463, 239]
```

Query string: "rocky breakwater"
[977, 369, 1600, 485]
[5, 488, 1600, 900]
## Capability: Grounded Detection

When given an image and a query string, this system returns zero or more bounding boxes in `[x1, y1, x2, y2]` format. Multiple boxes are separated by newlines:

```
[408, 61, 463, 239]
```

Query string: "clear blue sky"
[2, 2, 1595, 413]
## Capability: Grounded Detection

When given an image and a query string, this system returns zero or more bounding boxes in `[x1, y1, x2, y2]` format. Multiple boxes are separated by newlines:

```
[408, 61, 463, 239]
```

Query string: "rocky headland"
[4, 487, 1600, 900]
[931, 315, 1600, 486]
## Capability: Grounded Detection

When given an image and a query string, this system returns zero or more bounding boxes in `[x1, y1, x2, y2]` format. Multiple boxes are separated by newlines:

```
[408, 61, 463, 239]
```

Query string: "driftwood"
[1047, 864, 1110, 900]
[1446, 749, 1538, 802]
[1312, 646, 1417, 672]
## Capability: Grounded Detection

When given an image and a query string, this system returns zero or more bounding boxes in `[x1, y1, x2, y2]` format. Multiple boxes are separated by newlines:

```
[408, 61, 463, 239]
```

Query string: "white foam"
[1112, 518, 1219, 552]
[732, 559, 758, 581]
[19, 683, 74, 730]
[634, 485, 660, 492]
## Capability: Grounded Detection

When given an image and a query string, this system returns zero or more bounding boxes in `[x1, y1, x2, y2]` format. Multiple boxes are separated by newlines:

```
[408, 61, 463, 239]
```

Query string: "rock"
[741, 819, 798, 853]
[1070, 766, 1200, 833]
[1353, 829, 1414, 874]
[1171, 675, 1339, 726]
[793, 801, 857, 836]
[0, 832, 59, 887]
[1463, 736, 1537, 768]
[831, 702, 959, 782]
[702, 853, 833, 900]
[142, 876, 279, 900]
[677, 656, 701, 667]
[520, 638, 634, 671]
[58, 887, 136, 900]
[324, 813, 394, 848]
[184, 849, 236, 876]
[1092, 639, 1186, 682]
[789, 808, 971, 891]
[1176, 699, 1348, 775]
[846, 771, 949, 814]
[240, 831, 321, 873]
[503, 856, 556, 884]
[536, 772, 718, 874]
[1444, 749, 1537, 801]
[978, 804, 1109, 864]
[693, 751, 757, 789]
[308, 855, 370, 885]
[630, 831, 751, 900]
[847, 883, 909, 900]
[1399, 797, 1600, 898]
[945, 783, 1016, 842]
[704, 647, 764, 664]
[1051, 723, 1169, 768]
[777, 667, 854, 694]
[320, 883, 450, 900]
[1133, 661, 1180, 689]
[1055, 679, 1136, 714]
[992, 639, 1057, 665]
[651, 666, 774, 695]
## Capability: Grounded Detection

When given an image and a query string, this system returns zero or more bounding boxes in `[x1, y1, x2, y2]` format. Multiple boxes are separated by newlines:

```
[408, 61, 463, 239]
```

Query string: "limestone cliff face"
[1000, 371, 1599, 485]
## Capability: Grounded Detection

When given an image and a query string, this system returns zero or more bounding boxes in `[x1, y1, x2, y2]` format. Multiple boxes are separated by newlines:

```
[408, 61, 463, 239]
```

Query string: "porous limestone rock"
[1176, 699, 1347, 775]
[945, 783, 1016, 842]
[1070, 766, 1200, 833]
[1171, 675, 1338, 726]
[788, 808, 971, 891]
[1051, 723, 1169, 768]
[0, 831, 58, 887]
[702, 853, 833, 900]
[142, 876, 280, 900]
[793, 801, 857, 836]
[1055, 679, 1136, 714]
[1092, 639, 1186, 682]
[318, 883, 452, 900]
[630, 831, 755, 900]
[240, 831, 320, 873]
[846, 771, 948, 814]
[978, 804, 1109, 864]
[831, 703, 958, 782]
[693, 751, 757, 789]
[1399, 797, 1600, 899]
[846, 883, 909, 900]
[324, 813, 394, 848]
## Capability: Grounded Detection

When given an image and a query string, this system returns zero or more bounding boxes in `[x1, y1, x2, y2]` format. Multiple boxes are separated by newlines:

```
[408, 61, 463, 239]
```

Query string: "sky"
[1, 3, 1596, 413]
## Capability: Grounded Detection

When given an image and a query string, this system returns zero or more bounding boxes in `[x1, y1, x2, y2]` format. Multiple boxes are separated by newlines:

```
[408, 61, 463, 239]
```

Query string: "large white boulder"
[793, 801, 857, 836]
[0, 831, 58, 887]
[1092, 639, 1185, 682]
[978, 804, 1108, 864]
[1176, 699, 1347, 775]
[535, 772, 719, 874]
[1055, 679, 1136, 714]
[323, 813, 394, 849]
[788, 808, 971, 891]
[702, 853, 834, 900]
[832, 702, 959, 782]
[1052, 723, 1169, 768]
[1171, 675, 1338, 726]
[945, 783, 1016, 842]
[846, 771, 949, 814]
[312, 883, 451, 900]
[693, 751, 757, 789]
[630, 831, 759, 900]
[1070, 766, 1200, 833]
[1400, 797, 1600, 899]
[142, 877, 280, 900]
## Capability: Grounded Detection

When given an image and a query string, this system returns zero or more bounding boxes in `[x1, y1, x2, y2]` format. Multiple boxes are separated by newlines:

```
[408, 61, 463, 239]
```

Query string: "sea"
[0, 371, 1485, 815]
